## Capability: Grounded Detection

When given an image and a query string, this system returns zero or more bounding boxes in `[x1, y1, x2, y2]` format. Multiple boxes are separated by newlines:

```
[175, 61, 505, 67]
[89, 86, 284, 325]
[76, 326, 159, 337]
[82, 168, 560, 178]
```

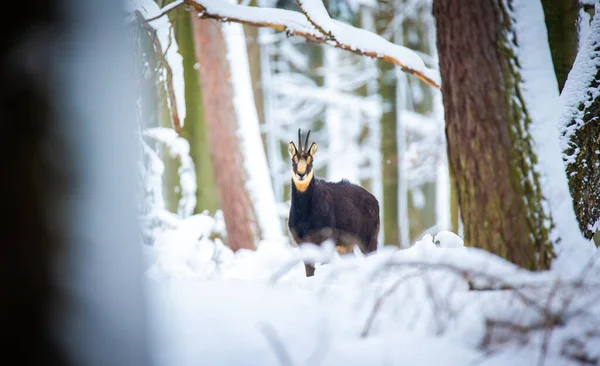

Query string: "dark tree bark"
[433, 0, 555, 269]
[541, 0, 579, 92]
[191, 15, 256, 251]
[1, 3, 67, 363]
[559, 7, 600, 240]
[2, 0, 149, 364]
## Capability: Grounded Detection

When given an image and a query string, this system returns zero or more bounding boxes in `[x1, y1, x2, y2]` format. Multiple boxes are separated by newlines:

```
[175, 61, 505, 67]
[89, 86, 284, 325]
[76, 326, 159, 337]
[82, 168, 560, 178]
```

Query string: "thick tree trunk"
[541, 0, 579, 92]
[433, 0, 555, 269]
[2, 0, 148, 364]
[191, 16, 256, 251]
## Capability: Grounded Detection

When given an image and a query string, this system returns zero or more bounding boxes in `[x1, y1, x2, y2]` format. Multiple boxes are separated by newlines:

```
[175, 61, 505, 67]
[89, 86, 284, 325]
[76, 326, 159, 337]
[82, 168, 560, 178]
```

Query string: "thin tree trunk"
[559, 4, 600, 240]
[541, 0, 579, 92]
[433, 0, 555, 269]
[377, 4, 400, 247]
[171, 9, 219, 214]
[191, 15, 256, 251]
[380, 59, 400, 247]
[403, 5, 437, 243]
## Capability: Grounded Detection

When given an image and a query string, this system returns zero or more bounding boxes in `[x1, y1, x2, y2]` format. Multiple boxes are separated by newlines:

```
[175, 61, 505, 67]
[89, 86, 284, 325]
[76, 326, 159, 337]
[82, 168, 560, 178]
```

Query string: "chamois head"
[288, 128, 318, 192]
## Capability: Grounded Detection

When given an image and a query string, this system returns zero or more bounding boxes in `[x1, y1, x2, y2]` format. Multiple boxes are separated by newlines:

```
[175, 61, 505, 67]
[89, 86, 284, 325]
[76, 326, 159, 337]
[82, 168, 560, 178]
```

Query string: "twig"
[260, 324, 294, 366]
[142, 0, 185, 23]
[360, 272, 420, 338]
[382, 261, 551, 317]
[295, 0, 334, 40]
[136, 11, 182, 135]
[183, 0, 440, 88]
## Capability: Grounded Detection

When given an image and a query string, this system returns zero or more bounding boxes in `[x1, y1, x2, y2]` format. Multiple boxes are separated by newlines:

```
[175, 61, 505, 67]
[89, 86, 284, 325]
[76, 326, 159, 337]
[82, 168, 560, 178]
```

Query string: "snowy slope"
[144, 215, 600, 365]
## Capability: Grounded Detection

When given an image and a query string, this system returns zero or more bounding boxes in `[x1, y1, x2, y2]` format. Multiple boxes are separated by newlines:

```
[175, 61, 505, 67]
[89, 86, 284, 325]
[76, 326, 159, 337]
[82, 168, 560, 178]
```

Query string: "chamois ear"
[308, 142, 317, 157]
[288, 142, 297, 158]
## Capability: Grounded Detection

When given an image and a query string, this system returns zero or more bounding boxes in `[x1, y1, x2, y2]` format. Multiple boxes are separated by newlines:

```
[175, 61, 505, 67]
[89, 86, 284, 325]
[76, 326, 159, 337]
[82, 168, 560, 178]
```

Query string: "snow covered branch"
[183, 0, 440, 88]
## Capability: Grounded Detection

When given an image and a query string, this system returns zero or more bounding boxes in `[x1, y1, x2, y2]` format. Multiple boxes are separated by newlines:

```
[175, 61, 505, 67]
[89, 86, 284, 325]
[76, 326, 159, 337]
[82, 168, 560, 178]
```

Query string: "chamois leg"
[365, 221, 380, 253]
[304, 263, 315, 277]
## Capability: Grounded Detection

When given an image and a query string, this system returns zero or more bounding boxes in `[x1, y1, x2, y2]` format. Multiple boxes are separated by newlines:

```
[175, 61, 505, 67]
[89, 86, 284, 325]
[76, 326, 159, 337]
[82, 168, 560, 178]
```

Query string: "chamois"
[287, 129, 380, 276]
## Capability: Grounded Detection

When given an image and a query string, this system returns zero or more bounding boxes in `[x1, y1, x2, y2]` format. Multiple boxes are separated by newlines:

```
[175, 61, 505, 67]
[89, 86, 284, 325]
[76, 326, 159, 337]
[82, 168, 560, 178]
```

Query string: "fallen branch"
[183, 0, 440, 88]
[360, 271, 421, 338]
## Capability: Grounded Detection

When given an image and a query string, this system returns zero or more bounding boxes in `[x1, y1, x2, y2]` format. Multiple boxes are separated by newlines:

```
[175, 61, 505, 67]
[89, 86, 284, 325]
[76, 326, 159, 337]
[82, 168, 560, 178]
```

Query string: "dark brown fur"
[287, 130, 380, 276]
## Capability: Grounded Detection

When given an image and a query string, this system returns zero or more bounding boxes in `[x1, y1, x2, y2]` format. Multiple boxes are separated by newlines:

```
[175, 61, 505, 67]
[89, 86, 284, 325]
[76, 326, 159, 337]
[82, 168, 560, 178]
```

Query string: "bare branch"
[360, 271, 421, 338]
[260, 324, 294, 366]
[135, 11, 182, 135]
[182, 0, 440, 88]
[142, 0, 184, 23]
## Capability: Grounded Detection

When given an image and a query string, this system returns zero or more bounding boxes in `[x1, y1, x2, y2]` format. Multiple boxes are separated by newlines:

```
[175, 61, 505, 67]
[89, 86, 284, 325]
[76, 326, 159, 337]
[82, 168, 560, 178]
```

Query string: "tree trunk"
[380, 60, 400, 247]
[377, 4, 400, 247]
[170, 8, 219, 214]
[2, 0, 149, 363]
[433, 0, 555, 269]
[191, 15, 256, 251]
[222, 19, 284, 242]
[541, 0, 579, 92]
[559, 4, 600, 240]
[402, 5, 438, 243]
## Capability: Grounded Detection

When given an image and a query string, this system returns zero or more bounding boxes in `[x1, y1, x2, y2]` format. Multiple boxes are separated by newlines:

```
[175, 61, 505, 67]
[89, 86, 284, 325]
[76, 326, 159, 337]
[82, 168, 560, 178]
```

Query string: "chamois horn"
[298, 128, 302, 152]
[304, 130, 311, 153]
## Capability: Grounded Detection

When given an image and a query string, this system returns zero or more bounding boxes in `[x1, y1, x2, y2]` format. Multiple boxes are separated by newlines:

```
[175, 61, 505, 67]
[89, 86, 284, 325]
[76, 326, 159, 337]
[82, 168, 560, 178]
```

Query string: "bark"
[560, 6, 600, 240]
[170, 8, 219, 214]
[433, 0, 554, 269]
[541, 0, 579, 92]
[191, 16, 256, 251]
[2, 0, 148, 363]
[243, 19, 265, 126]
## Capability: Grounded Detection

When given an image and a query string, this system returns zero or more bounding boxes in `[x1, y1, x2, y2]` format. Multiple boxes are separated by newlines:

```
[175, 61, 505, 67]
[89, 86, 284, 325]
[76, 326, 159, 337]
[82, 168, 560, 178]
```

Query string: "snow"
[509, 0, 595, 267]
[222, 14, 284, 242]
[559, 2, 600, 164]
[143, 127, 197, 218]
[129, 0, 186, 127]
[145, 217, 600, 365]
[189, 0, 439, 87]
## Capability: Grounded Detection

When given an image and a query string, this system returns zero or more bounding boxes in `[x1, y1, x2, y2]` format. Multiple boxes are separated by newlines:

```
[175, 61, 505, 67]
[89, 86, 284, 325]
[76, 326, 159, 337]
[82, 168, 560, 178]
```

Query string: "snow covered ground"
[143, 213, 600, 366]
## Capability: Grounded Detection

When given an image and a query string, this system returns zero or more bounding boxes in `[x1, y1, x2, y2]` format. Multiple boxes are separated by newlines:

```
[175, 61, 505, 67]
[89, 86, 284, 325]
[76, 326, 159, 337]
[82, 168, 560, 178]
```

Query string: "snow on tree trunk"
[190, 15, 256, 251]
[433, 0, 560, 269]
[324, 47, 360, 183]
[559, 2, 600, 241]
[221, 18, 284, 243]
[131, 0, 186, 131]
[511, 0, 594, 265]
